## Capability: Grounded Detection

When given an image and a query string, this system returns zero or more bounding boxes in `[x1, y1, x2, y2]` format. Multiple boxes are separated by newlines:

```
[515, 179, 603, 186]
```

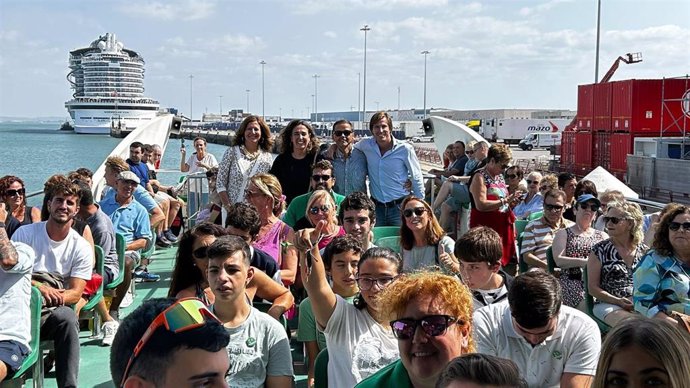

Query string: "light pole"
[594, 0, 601, 82]
[357, 72, 361, 129]
[260, 60, 266, 118]
[219, 95, 223, 118]
[245, 89, 250, 113]
[360, 24, 370, 129]
[313, 74, 320, 123]
[189, 74, 194, 122]
[421, 50, 430, 119]
[311, 94, 315, 121]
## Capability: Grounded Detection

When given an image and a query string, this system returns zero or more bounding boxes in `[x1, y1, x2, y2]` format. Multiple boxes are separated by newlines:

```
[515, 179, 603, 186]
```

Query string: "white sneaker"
[121, 289, 134, 308]
[101, 320, 120, 346]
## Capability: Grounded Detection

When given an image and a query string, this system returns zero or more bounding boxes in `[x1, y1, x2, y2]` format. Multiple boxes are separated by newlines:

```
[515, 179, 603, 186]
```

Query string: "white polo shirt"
[473, 303, 601, 388]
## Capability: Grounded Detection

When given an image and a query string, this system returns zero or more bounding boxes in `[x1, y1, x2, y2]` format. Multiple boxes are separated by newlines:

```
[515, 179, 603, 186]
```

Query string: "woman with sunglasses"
[269, 119, 323, 205]
[399, 196, 458, 274]
[356, 271, 474, 388]
[297, 224, 402, 387]
[167, 222, 294, 319]
[0, 175, 41, 237]
[503, 165, 525, 195]
[587, 201, 647, 327]
[304, 190, 345, 249]
[634, 203, 690, 323]
[246, 173, 299, 285]
[513, 171, 544, 220]
[552, 194, 608, 309]
[468, 144, 523, 270]
[216, 115, 274, 211]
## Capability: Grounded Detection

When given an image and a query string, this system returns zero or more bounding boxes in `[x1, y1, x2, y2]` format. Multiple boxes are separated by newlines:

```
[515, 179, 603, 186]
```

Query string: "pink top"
[254, 220, 292, 266]
[318, 226, 346, 250]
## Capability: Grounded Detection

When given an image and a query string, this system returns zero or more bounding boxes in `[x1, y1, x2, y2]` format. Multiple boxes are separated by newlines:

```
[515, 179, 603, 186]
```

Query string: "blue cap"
[576, 194, 600, 206]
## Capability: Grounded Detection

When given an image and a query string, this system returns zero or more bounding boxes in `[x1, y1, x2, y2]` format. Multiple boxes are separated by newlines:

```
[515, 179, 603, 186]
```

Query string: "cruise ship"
[64, 33, 160, 134]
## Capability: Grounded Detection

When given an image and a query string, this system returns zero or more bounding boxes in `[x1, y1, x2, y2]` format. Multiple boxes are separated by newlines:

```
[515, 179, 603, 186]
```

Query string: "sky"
[1, 0, 688, 119]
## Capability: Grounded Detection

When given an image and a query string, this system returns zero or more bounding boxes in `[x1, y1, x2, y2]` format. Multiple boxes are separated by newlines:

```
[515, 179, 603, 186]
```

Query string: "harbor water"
[0, 121, 230, 205]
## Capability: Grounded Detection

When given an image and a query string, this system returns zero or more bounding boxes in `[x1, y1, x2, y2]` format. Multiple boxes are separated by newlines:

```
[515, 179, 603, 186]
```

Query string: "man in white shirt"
[473, 270, 601, 388]
[12, 180, 93, 388]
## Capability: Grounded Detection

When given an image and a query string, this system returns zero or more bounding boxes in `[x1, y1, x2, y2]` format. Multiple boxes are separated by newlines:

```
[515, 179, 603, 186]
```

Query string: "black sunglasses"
[578, 203, 600, 212]
[311, 174, 331, 182]
[526, 179, 539, 185]
[669, 222, 690, 232]
[4, 188, 25, 197]
[192, 247, 207, 260]
[309, 205, 331, 215]
[390, 315, 459, 340]
[465, 150, 474, 155]
[334, 130, 352, 137]
[403, 207, 426, 218]
[603, 216, 628, 225]
[544, 203, 564, 212]
[505, 174, 517, 179]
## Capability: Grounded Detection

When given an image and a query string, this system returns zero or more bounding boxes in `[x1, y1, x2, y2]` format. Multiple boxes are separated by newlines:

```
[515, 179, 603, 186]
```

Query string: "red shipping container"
[574, 131, 593, 172]
[609, 132, 661, 174]
[560, 131, 577, 170]
[577, 84, 594, 131]
[593, 132, 611, 170]
[593, 83, 612, 131]
[611, 78, 690, 135]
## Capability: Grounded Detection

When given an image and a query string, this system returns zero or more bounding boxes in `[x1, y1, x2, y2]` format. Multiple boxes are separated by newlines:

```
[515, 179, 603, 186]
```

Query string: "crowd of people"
[1, 112, 690, 388]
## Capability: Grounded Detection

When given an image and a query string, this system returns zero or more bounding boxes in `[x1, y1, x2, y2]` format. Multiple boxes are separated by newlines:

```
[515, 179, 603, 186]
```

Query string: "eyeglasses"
[244, 189, 264, 198]
[465, 150, 474, 155]
[390, 315, 459, 340]
[192, 246, 208, 259]
[334, 130, 352, 137]
[526, 180, 539, 185]
[355, 276, 396, 291]
[544, 203, 564, 212]
[403, 207, 426, 218]
[603, 216, 628, 225]
[309, 205, 331, 215]
[311, 174, 331, 182]
[578, 203, 600, 212]
[4, 188, 25, 197]
[505, 174, 517, 180]
[119, 298, 220, 387]
[669, 222, 690, 232]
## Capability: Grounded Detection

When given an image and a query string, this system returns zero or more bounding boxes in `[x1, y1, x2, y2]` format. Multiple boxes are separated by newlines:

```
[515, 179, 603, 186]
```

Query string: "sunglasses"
[403, 207, 426, 218]
[309, 205, 331, 215]
[544, 203, 564, 212]
[578, 203, 600, 212]
[120, 298, 220, 387]
[539, 186, 550, 192]
[4, 188, 25, 197]
[192, 246, 208, 259]
[390, 314, 459, 340]
[245, 189, 264, 198]
[669, 222, 690, 232]
[355, 276, 396, 291]
[526, 180, 539, 185]
[465, 150, 474, 155]
[603, 216, 628, 225]
[334, 130, 352, 137]
[311, 174, 331, 182]
[505, 174, 517, 180]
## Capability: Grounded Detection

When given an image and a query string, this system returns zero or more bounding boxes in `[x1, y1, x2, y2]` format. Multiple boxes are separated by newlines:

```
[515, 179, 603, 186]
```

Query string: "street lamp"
[189, 74, 194, 122]
[357, 72, 361, 128]
[313, 74, 320, 123]
[245, 89, 250, 113]
[219, 95, 223, 117]
[594, 0, 601, 82]
[260, 60, 266, 118]
[360, 24, 370, 129]
[421, 50, 430, 119]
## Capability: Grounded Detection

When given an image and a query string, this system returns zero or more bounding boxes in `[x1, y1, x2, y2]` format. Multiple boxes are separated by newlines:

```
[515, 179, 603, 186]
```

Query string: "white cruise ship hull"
[69, 107, 158, 134]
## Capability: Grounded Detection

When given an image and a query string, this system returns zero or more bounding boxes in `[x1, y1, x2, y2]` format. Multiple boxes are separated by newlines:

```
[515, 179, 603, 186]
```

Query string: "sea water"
[0, 121, 230, 206]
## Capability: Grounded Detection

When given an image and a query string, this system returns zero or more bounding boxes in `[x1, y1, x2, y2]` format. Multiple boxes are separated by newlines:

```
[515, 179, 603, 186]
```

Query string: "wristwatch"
[0, 222, 6, 229]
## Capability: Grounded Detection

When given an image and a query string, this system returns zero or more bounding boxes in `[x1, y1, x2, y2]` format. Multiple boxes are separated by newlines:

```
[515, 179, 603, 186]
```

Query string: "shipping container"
[577, 84, 594, 131]
[574, 131, 594, 174]
[611, 78, 690, 135]
[560, 131, 577, 170]
[593, 83, 612, 131]
[593, 132, 611, 170]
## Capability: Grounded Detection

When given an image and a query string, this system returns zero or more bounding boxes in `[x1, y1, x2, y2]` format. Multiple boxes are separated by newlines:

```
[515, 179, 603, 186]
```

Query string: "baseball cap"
[576, 194, 600, 206]
[117, 171, 140, 184]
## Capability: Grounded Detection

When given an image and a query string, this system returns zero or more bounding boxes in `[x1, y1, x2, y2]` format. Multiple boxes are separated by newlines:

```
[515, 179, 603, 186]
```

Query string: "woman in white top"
[399, 196, 458, 275]
[180, 137, 219, 216]
[297, 223, 402, 388]
[217, 115, 274, 211]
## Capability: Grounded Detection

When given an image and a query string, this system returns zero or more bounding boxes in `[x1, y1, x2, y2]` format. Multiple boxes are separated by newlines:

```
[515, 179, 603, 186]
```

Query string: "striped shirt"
[521, 216, 573, 264]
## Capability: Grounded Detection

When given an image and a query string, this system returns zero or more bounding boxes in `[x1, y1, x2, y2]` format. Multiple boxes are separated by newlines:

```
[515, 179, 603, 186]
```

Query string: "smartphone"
[180, 138, 185, 151]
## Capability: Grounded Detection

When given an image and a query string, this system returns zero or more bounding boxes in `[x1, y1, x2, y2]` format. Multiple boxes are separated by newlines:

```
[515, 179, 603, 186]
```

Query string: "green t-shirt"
[355, 360, 412, 388]
[297, 295, 355, 351]
[283, 190, 346, 228]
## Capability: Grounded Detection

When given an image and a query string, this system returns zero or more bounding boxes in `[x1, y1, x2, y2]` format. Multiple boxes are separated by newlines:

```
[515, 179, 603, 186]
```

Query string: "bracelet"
[0, 222, 5, 229]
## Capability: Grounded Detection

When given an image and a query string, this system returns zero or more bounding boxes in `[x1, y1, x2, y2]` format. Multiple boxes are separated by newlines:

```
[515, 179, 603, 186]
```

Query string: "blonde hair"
[592, 317, 690, 388]
[541, 174, 558, 191]
[305, 189, 338, 226]
[606, 200, 644, 246]
[379, 271, 475, 353]
[249, 173, 285, 216]
[105, 156, 130, 173]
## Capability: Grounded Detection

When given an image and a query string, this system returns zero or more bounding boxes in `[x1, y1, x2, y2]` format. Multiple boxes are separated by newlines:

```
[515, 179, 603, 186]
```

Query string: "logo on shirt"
[552, 350, 563, 360]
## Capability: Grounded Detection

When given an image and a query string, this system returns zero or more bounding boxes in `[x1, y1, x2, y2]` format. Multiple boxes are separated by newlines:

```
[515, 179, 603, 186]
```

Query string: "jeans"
[40, 306, 80, 388]
[375, 203, 402, 227]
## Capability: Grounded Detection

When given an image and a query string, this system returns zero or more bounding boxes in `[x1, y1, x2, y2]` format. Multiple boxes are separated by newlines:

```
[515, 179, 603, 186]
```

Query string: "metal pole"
[594, 0, 601, 82]
[260, 60, 266, 118]
[313, 74, 320, 123]
[361, 25, 370, 130]
[245, 89, 250, 113]
[421, 50, 430, 118]
[397, 86, 400, 115]
[219, 95, 223, 117]
[357, 72, 361, 129]
[189, 74, 194, 122]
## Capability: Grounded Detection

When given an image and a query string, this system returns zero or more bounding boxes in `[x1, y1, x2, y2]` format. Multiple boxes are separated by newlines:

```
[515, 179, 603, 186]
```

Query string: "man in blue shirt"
[353, 111, 424, 226]
[320, 120, 368, 197]
[126, 142, 152, 192]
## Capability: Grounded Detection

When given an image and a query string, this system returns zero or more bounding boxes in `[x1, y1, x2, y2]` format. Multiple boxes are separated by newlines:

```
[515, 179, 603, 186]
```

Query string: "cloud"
[291, 0, 448, 15]
[157, 34, 265, 58]
[119, 0, 215, 21]
[519, 0, 574, 17]
[324, 31, 337, 39]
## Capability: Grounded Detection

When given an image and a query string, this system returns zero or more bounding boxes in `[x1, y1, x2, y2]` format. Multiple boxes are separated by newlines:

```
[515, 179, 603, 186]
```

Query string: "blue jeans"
[375, 203, 402, 227]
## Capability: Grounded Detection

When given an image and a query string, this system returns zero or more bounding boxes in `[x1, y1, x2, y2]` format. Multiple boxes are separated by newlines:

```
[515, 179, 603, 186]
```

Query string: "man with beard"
[321, 120, 368, 197]
[12, 179, 92, 388]
[283, 160, 345, 230]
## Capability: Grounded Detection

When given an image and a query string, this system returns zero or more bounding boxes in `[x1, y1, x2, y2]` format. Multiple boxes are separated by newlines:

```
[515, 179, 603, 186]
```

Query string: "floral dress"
[592, 239, 648, 301]
[561, 227, 607, 307]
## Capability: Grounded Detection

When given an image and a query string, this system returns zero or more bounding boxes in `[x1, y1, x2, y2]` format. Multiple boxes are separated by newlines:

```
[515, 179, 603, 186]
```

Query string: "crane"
[599, 52, 643, 83]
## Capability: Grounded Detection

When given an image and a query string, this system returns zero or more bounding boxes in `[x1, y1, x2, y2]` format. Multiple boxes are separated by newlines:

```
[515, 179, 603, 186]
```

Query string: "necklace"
[241, 145, 260, 160]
